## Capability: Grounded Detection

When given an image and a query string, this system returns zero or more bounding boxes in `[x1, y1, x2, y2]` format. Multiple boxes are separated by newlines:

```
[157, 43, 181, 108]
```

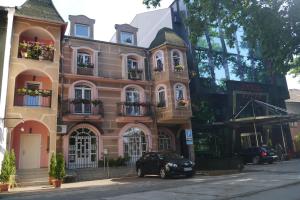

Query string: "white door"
[19, 134, 41, 169]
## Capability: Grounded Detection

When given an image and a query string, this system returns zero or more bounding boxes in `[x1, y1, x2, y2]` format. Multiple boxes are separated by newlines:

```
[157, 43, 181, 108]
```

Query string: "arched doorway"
[123, 127, 148, 164]
[179, 130, 189, 158]
[11, 120, 49, 169]
[68, 128, 98, 169]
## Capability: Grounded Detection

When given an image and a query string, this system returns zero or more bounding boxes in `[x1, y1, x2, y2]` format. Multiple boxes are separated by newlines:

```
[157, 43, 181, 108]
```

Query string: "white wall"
[0, 7, 15, 170]
[130, 8, 173, 48]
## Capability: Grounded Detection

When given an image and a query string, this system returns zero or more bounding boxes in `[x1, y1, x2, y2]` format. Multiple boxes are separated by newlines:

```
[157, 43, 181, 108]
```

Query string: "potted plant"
[0, 151, 11, 192]
[49, 153, 56, 185]
[52, 153, 65, 188]
[174, 64, 184, 72]
[91, 99, 102, 106]
[177, 99, 188, 107]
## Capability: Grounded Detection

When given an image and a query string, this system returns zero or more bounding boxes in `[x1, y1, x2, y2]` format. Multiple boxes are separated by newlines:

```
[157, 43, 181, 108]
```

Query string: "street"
[1, 159, 300, 200]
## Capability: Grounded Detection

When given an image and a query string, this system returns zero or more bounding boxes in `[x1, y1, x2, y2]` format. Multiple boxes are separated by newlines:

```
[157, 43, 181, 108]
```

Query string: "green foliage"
[192, 100, 215, 124]
[98, 156, 130, 167]
[9, 150, 16, 176]
[49, 153, 56, 177]
[0, 151, 16, 183]
[54, 153, 65, 180]
[144, 0, 300, 77]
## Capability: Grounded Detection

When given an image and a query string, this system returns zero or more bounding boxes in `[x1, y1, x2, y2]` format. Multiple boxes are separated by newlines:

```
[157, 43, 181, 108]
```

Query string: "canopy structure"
[227, 99, 300, 153]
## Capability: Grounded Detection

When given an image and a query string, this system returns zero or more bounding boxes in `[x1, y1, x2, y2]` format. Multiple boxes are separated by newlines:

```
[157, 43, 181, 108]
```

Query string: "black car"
[240, 147, 278, 164]
[136, 152, 195, 179]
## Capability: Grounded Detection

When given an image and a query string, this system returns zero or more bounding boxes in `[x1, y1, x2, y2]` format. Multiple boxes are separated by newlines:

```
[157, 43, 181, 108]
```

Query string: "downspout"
[0, 7, 15, 169]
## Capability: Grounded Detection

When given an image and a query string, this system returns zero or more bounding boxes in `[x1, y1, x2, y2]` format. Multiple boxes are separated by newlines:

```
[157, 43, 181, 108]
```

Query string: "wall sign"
[185, 129, 193, 145]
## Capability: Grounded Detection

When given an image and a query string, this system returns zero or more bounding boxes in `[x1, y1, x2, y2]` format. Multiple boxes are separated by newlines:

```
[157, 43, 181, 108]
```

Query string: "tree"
[144, 0, 300, 79]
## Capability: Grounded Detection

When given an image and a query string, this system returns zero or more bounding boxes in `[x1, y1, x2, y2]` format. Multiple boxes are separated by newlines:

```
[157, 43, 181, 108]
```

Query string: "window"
[74, 85, 92, 114]
[120, 31, 134, 45]
[127, 58, 142, 80]
[175, 84, 184, 101]
[172, 50, 183, 72]
[123, 128, 148, 164]
[77, 53, 91, 66]
[75, 24, 90, 38]
[157, 86, 166, 108]
[155, 51, 164, 71]
[125, 87, 140, 115]
[158, 131, 172, 151]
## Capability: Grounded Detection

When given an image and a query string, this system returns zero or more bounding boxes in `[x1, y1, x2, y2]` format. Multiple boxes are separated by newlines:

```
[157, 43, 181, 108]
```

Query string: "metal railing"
[62, 99, 104, 116]
[117, 102, 152, 117]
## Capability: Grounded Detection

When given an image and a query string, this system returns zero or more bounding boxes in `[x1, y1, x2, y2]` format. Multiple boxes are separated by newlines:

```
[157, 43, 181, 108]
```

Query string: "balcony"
[77, 63, 94, 76]
[128, 69, 143, 80]
[62, 99, 104, 122]
[14, 88, 52, 107]
[116, 102, 153, 123]
[18, 41, 55, 62]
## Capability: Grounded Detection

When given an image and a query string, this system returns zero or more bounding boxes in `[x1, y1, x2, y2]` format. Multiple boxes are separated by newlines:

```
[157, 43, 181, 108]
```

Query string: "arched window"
[125, 87, 140, 115]
[77, 52, 91, 66]
[175, 84, 184, 101]
[172, 50, 183, 72]
[158, 130, 172, 151]
[157, 86, 166, 108]
[123, 127, 148, 164]
[68, 128, 97, 169]
[154, 51, 164, 72]
[174, 83, 188, 107]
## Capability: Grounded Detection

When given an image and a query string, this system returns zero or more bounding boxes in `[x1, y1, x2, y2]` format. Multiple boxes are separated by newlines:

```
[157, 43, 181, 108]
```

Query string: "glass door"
[74, 86, 91, 114]
[25, 83, 40, 106]
[125, 88, 140, 116]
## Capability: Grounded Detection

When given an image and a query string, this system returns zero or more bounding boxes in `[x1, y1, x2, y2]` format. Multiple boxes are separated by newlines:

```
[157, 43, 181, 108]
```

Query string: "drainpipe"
[0, 7, 15, 169]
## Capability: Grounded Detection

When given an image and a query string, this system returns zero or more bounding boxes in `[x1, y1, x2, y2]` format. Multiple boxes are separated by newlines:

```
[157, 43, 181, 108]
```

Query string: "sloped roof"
[286, 89, 300, 103]
[149, 27, 185, 49]
[15, 0, 65, 24]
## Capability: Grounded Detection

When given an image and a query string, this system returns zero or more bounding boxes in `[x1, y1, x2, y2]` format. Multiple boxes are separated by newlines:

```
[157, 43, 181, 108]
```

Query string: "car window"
[143, 153, 151, 160]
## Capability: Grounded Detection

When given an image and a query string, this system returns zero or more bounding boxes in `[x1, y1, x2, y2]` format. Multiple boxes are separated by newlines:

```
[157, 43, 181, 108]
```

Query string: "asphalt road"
[1, 159, 300, 200]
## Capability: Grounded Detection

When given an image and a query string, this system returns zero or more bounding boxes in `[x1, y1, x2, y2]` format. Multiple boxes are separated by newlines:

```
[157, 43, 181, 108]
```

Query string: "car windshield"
[158, 153, 182, 160]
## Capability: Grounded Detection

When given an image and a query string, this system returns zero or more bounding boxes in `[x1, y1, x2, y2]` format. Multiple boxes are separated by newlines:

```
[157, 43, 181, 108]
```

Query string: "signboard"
[185, 129, 193, 145]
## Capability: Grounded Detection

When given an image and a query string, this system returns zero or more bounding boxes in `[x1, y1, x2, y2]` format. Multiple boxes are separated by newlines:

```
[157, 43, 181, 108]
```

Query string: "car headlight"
[166, 163, 178, 168]
[189, 161, 195, 166]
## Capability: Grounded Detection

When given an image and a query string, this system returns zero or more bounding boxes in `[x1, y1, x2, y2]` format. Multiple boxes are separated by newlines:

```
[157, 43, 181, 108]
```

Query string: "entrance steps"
[16, 168, 49, 187]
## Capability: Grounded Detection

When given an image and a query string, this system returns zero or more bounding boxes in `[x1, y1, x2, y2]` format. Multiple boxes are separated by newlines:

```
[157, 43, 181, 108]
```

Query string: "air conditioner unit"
[57, 125, 67, 134]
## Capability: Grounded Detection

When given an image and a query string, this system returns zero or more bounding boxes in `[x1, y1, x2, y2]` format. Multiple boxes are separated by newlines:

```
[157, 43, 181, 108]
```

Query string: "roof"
[286, 89, 300, 103]
[15, 0, 65, 24]
[149, 27, 185, 49]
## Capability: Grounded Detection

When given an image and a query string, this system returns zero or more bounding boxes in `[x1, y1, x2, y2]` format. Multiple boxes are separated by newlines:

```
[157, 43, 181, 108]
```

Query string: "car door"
[148, 153, 160, 174]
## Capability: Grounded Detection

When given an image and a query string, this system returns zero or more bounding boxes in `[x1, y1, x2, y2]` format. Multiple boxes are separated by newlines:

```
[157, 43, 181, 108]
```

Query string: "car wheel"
[268, 160, 273, 164]
[252, 156, 260, 164]
[186, 173, 194, 178]
[137, 168, 144, 177]
[160, 168, 167, 179]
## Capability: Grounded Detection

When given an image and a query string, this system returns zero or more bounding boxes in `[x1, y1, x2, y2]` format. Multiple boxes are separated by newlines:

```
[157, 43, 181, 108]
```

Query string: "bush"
[54, 153, 65, 180]
[0, 151, 12, 183]
[49, 153, 56, 177]
[98, 156, 130, 167]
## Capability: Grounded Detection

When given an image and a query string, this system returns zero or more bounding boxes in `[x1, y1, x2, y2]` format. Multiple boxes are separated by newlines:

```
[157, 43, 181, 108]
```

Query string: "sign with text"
[185, 129, 193, 145]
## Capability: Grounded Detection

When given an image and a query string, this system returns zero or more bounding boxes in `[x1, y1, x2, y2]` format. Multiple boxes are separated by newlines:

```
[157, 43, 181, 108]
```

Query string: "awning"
[227, 114, 300, 127]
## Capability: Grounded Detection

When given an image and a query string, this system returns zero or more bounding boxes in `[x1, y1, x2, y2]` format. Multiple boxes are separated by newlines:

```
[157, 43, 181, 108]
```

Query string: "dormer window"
[75, 24, 90, 38]
[120, 31, 134, 45]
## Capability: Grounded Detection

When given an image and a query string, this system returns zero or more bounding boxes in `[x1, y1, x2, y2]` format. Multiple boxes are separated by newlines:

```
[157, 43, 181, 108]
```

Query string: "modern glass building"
[169, 0, 293, 162]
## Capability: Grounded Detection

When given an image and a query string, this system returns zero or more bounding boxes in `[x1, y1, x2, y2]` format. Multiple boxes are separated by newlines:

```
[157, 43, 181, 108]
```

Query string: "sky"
[1, 0, 299, 90]
[0, 0, 174, 41]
